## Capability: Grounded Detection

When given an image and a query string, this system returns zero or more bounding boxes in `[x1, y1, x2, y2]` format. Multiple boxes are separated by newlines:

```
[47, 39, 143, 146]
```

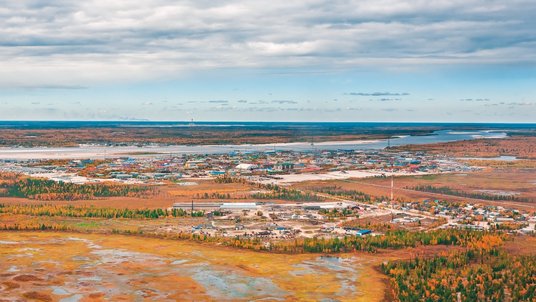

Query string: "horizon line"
[0, 120, 535, 125]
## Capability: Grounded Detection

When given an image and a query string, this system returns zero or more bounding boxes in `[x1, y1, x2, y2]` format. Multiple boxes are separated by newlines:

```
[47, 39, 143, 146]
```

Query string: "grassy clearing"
[0, 231, 389, 301]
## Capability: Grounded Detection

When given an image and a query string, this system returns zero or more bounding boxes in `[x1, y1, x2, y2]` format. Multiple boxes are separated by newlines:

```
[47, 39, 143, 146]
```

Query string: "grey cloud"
[202, 106, 346, 113]
[459, 98, 490, 102]
[371, 98, 402, 102]
[271, 100, 298, 104]
[1, 1, 536, 85]
[208, 100, 229, 104]
[507, 102, 535, 106]
[249, 100, 269, 105]
[346, 92, 410, 96]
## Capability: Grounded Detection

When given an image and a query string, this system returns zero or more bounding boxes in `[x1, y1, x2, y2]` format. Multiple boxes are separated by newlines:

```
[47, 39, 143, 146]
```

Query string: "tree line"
[251, 190, 322, 201]
[0, 174, 155, 201]
[0, 216, 504, 255]
[194, 192, 233, 199]
[214, 176, 248, 184]
[0, 204, 201, 219]
[310, 185, 392, 203]
[409, 185, 530, 202]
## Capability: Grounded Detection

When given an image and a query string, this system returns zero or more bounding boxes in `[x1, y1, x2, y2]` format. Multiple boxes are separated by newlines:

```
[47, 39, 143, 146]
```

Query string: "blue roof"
[357, 229, 372, 235]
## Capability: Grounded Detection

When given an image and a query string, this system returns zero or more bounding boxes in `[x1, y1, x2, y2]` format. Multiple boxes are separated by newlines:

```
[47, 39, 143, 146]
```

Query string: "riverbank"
[0, 129, 507, 160]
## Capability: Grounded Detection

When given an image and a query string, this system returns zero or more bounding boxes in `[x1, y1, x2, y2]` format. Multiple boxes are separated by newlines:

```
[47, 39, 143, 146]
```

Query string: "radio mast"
[388, 137, 394, 203]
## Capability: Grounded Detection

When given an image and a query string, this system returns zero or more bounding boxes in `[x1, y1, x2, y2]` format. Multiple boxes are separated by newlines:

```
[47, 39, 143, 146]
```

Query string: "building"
[357, 229, 372, 236]
[275, 162, 294, 172]
[220, 203, 259, 210]
[235, 163, 257, 171]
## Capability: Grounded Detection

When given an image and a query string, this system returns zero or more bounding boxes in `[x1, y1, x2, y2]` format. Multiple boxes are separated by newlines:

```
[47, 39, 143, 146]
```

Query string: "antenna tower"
[389, 137, 394, 203]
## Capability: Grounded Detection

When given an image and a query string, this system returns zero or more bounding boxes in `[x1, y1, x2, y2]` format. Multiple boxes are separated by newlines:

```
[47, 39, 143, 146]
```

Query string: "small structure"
[235, 163, 257, 171]
[173, 202, 221, 210]
[275, 162, 295, 172]
[220, 203, 259, 210]
[356, 229, 372, 236]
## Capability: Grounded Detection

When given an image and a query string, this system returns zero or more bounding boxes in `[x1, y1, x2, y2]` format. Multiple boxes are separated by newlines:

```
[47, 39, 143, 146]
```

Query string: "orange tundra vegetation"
[0, 127, 386, 147]
[393, 136, 536, 159]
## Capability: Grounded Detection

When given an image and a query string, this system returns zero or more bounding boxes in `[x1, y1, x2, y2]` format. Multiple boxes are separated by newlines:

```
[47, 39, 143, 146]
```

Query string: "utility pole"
[390, 160, 394, 203]
[388, 137, 394, 203]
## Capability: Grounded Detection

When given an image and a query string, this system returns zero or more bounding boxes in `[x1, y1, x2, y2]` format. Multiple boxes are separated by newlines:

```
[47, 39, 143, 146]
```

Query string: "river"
[0, 130, 507, 160]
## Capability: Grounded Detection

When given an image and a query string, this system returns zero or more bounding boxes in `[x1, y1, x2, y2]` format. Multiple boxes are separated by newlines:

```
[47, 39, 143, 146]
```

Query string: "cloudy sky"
[1, 0, 535, 122]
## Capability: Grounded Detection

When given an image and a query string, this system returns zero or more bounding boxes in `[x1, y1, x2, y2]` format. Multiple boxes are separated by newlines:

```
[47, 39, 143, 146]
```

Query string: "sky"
[0, 0, 535, 122]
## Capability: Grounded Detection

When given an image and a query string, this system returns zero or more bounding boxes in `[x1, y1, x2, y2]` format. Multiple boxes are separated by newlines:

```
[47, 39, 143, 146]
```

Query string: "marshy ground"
[0, 231, 388, 302]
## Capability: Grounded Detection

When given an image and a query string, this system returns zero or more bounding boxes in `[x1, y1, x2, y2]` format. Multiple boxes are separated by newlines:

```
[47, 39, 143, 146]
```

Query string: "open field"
[292, 168, 536, 210]
[461, 159, 536, 169]
[393, 136, 536, 159]
[257, 169, 433, 184]
[164, 179, 259, 201]
[0, 213, 206, 234]
[0, 231, 397, 301]
[0, 229, 519, 302]
[504, 235, 536, 256]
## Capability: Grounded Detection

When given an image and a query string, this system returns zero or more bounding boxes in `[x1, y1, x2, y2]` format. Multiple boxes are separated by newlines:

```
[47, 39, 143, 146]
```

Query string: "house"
[185, 160, 206, 169]
[357, 229, 372, 236]
[113, 173, 131, 180]
[235, 163, 257, 171]
[274, 162, 294, 172]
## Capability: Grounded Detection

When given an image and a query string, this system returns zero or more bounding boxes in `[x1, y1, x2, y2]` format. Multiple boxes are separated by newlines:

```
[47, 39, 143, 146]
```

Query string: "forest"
[0, 172, 154, 200]
[383, 248, 535, 301]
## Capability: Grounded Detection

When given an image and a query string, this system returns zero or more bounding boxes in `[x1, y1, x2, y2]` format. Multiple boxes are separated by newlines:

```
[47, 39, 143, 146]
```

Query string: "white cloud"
[0, 0, 535, 86]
